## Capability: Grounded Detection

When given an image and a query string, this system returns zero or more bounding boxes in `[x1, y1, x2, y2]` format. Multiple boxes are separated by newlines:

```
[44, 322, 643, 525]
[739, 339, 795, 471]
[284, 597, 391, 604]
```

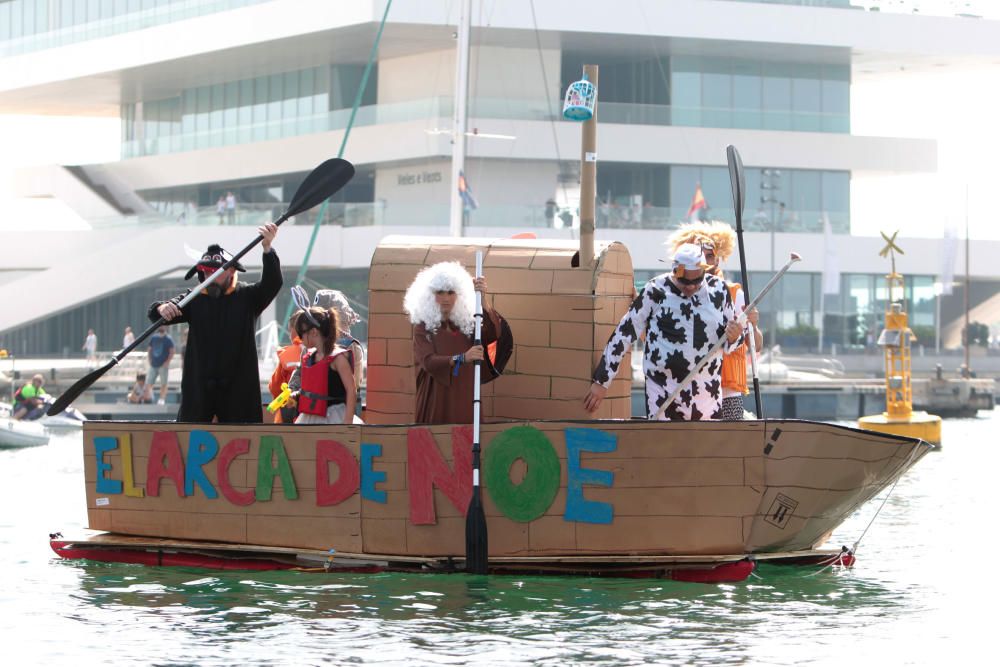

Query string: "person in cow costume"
[583, 243, 744, 421]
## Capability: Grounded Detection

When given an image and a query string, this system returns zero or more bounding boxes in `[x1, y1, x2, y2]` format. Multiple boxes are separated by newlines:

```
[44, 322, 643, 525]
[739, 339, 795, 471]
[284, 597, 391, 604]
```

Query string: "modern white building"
[1, 0, 998, 356]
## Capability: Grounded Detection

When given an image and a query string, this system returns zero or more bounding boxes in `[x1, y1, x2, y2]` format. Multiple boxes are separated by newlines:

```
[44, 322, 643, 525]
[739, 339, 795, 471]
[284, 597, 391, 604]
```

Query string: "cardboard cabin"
[362, 236, 635, 424]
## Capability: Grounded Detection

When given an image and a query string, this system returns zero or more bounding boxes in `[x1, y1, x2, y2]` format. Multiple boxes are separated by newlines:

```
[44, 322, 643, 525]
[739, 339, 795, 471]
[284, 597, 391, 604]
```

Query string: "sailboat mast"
[449, 0, 472, 237]
[579, 65, 598, 267]
[964, 183, 970, 376]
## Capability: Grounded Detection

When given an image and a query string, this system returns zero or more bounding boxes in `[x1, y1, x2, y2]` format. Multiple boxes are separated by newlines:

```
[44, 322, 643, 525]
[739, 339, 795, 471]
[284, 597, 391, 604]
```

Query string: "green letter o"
[484, 425, 560, 522]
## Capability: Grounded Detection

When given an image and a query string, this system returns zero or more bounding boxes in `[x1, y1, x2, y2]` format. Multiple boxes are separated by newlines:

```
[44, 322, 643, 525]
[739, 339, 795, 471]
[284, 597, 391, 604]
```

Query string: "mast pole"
[579, 64, 598, 267]
[449, 0, 472, 237]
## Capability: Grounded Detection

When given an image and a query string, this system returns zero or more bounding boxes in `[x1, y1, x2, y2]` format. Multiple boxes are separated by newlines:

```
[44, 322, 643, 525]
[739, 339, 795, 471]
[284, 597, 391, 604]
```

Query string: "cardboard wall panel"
[247, 515, 362, 552]
[80, 418, 926, 558]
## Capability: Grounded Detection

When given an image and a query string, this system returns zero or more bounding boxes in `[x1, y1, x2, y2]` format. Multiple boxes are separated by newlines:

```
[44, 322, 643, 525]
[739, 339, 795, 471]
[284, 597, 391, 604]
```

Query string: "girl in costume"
[288, 305, 356, 425]
[313, 289, 366, 409]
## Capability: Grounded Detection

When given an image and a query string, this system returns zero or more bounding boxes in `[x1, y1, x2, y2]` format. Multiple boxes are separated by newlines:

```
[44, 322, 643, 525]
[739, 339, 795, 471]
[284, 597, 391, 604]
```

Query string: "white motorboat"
[0, 396, 87, 447]
[0, 403, 50, 448]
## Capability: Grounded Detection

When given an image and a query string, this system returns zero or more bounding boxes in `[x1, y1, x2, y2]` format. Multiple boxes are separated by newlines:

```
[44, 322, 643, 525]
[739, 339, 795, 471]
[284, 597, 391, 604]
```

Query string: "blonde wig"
[403, 261, 476, 335]
[667, 220, 737, 263]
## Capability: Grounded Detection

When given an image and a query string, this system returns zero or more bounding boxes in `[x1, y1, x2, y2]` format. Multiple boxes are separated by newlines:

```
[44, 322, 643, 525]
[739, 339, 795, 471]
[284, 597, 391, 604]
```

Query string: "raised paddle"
[726, 145, 764, 418]
[47, 158, 356, 416]
[465, 250, 489, 574]
[652, 252, 801, 422]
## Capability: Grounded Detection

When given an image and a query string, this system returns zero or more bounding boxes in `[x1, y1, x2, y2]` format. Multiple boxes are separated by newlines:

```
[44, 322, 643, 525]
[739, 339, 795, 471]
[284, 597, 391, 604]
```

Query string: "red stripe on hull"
[666, 559, 755, 583]
[51, 540, 293, 571]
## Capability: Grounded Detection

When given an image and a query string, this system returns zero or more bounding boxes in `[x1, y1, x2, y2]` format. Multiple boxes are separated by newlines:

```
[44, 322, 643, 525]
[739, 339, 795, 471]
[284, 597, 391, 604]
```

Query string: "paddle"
[652, 252, 801, 421]
[47, 158, 356, 416]
[726, 145, 764, 418]
[465, 250, 489, 574]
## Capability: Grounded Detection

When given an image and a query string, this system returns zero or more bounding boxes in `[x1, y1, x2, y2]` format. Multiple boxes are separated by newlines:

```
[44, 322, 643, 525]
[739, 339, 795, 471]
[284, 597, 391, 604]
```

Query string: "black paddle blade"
[47, 358, 118, 416]
[726, 145, 746, 227]
[280, 158, 355, 222]
[465, 490, 488, 574]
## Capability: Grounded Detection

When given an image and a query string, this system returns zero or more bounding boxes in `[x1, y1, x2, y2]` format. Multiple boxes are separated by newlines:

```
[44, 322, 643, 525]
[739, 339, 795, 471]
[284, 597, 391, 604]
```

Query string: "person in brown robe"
[404, 260, 501, 424]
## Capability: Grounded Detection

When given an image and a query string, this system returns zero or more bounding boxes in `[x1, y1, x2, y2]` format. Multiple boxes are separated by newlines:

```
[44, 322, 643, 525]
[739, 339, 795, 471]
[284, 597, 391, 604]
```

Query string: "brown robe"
[413, 308, 500, 424]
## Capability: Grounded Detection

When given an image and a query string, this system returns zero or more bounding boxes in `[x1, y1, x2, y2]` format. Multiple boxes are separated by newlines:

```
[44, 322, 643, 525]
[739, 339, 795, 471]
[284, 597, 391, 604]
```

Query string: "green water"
[2, 415, 997, 665]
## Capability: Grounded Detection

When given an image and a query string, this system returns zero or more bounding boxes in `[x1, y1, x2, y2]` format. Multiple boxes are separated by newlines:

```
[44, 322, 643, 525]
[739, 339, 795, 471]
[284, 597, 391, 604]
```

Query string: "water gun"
[267, 383, 292, 413]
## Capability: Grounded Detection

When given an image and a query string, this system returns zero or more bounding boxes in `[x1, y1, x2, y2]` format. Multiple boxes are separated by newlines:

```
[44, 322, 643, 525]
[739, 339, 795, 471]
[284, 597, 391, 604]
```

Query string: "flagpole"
[449, 0, 471, 237]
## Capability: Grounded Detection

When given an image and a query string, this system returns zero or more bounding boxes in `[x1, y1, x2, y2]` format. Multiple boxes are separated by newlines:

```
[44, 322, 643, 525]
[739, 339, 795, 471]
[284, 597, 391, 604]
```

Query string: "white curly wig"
[403, 261, 475, 334]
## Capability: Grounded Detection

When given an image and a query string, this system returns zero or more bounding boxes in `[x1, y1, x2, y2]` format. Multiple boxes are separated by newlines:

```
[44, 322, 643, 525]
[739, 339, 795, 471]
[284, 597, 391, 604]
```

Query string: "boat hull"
[1, 417, 50, 448]
[78, 418, 930, 559]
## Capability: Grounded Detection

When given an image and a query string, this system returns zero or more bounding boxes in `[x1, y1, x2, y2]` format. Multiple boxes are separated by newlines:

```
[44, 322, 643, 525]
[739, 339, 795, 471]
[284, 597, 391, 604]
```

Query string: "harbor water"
[2, 414, 998, 666]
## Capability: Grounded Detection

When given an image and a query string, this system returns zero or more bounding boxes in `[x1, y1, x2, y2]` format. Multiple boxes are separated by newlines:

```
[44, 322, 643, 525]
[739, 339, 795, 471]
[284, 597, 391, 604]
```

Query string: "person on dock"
[149, 224, 282, 423]
[82, 328, 98, 368]
[12, 374, 47, 420]
[403, 260, 511, 425]
[583, 243, 744, 421]
[127, 372, 154, 404]
[286, 306, 356, 425]
[146, 326, 175, 406]
[314, 288, 365, 414]
[122, 326, 135, 350]
[268, 310, 303, 424]
[668, 221, 763, 420]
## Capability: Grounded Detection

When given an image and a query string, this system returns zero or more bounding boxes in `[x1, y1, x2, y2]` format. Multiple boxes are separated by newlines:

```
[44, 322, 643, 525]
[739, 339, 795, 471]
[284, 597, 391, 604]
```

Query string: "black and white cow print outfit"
[593, 272, 742, 421]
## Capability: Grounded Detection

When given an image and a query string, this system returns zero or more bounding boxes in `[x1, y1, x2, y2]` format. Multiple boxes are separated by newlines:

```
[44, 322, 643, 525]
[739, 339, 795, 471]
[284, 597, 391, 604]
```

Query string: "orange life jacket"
[269, 339, 302, 423]
[722, 283, 748, 394]
[297, 348, 350, 416]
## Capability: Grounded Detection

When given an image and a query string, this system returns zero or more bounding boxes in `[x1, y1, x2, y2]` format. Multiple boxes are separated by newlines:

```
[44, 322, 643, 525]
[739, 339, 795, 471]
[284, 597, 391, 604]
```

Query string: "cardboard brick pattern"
[363, 237, 635, 424]
[81, 419, 929, 557]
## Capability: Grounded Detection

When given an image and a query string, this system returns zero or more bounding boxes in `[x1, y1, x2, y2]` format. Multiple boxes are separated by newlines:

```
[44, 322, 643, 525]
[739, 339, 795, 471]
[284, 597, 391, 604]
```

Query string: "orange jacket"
[722, 284, 748, 394]
[269, 338, 302, 423]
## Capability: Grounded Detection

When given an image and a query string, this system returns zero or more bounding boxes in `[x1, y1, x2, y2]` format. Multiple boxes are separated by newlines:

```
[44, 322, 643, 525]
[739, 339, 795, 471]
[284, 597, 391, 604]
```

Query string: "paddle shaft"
[726, 145, 764, 418]
[652, 252, 801, 421]
[465, 250, 489, 574]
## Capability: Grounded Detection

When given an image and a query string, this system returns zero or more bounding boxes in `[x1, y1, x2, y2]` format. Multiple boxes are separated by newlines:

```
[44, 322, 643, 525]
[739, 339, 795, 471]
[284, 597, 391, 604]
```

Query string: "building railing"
[88, 202, 850, 233]
[0, 0, 274, 58]
[726, 0, 986, 18]
[121, 96, 851, 159]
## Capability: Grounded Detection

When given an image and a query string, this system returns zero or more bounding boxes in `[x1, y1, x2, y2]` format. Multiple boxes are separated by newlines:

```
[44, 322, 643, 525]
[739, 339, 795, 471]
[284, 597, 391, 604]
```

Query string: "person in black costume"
[149, 223, 281, 423]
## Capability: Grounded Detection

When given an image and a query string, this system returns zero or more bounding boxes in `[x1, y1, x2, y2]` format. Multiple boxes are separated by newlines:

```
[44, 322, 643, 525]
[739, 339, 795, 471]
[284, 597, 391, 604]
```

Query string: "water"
[2, 415, 998, 666]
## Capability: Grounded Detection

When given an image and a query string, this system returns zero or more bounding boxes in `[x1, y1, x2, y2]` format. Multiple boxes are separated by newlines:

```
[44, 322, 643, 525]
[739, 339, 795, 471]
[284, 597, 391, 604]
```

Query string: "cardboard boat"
[53, 238, 932, 581]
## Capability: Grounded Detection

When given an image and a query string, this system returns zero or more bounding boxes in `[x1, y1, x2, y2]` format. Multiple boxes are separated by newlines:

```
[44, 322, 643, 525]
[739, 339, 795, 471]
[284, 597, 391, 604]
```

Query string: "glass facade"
[562, 52, 849, 133]
[0, 0, 273, 57]
[121, 64, 376, 158]
[596, 163, 849, 233]
[671, 56, 849, 133]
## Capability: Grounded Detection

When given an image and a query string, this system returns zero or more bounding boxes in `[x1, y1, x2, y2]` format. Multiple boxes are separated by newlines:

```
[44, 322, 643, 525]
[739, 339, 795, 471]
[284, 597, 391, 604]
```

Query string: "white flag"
[822, 213, 840, 295]
[939, 225, 958, 296]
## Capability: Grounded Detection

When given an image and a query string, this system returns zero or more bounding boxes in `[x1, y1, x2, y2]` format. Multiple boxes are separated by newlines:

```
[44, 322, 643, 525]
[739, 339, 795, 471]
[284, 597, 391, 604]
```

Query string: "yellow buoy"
[857, 231, 942, 445]
[858, 411, 942, 445]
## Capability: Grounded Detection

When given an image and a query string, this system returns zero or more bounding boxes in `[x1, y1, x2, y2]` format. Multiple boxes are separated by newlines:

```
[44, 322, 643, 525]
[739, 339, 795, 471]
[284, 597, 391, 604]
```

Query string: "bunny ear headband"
[290, 285, 321, 329]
